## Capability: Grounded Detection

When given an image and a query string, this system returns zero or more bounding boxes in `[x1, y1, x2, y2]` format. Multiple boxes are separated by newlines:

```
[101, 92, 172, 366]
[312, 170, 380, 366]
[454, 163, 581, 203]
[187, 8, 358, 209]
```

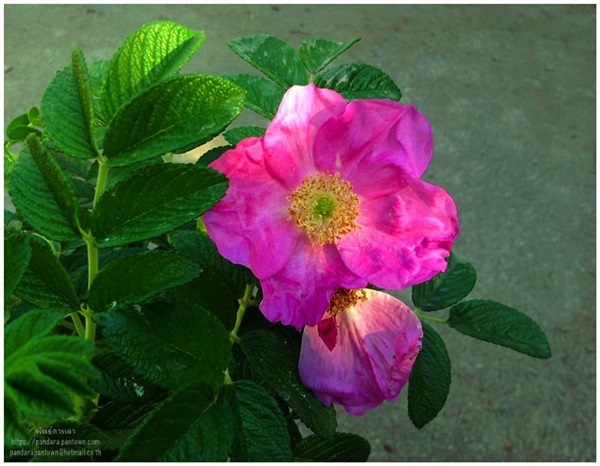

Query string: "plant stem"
[230, 284, 255, 344]
[69, 311, 86, 337]
[93, 156, 110, 206]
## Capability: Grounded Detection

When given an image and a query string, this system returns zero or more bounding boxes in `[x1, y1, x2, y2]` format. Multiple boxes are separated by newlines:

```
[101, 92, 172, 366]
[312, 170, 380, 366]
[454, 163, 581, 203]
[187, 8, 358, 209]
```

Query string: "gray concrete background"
[4, 4, 595, 462]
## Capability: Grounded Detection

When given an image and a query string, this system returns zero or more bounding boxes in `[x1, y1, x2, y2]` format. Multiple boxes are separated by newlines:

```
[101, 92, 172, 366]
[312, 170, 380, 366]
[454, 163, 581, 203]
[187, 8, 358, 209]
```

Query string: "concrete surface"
[4, 4, 595, 462]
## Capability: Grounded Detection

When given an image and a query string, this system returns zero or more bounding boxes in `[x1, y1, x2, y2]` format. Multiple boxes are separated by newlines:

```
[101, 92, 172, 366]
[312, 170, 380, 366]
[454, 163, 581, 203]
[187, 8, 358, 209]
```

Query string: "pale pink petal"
[262, 84, 347, 187]
[299, 289, 422, 415]
[337, 179, 459, 289]
[204, 138, 300, 279]
[312, 100, 434, 180]
[259, 238, 367, 329]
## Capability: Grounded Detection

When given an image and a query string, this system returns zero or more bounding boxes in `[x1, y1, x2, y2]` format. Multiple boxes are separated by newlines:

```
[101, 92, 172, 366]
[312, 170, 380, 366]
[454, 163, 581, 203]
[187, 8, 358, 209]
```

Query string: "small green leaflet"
[228, 34, 307, 88]
[299, 37, 361, 73]
[4, 227, 32, 303]
[448, 300, 552, 359]
[88, 250, 201, 312]
[412, 253, 477, 311]
[101, 21, 206, 120]
[408, 322, 451, 429]
[116, 382, 234, 461]
[222, 73, 284, 119]
[230, 380, 293, 462]
[294, 432, 371, 461]
[90, 164, 228, 248]
[8, 142, 81, 242]
[315, 63, 402, 100]
[102, 75, 245, 167]
[5, 310, 96, 421]
[223, 126, 266, 146]
[241, 329, 337, 438]
[96, 300, 231, 392]
[15, 239, 80, 311]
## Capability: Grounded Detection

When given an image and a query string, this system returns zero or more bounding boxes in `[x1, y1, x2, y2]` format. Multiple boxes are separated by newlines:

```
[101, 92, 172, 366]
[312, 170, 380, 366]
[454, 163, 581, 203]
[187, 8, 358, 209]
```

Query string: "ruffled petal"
[259, 238, 367, 330]
[299, 289, 422, 415]
[204, 137, 300, 279]
[312, 100, 434, 180]
[263, 83, 347, 187]
[337, 177, 459, 289]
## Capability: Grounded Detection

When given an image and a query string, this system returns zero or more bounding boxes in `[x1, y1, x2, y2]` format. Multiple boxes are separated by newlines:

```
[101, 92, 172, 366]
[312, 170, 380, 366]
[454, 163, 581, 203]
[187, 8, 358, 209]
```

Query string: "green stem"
[69, 311, 86, 337]
[93, 157, 110, 206]
[230, 284, 255, 344]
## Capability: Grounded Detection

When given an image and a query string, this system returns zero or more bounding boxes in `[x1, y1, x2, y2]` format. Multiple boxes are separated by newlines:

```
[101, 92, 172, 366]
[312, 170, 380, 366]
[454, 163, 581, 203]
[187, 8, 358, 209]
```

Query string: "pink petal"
[259, 238, 367, 330]
[299, 289, 422, 415]
[204, 137, 300, 279]
[337, 178, 459, 289]
[312, 100, 434, 180]
[263, 83, 347, 187]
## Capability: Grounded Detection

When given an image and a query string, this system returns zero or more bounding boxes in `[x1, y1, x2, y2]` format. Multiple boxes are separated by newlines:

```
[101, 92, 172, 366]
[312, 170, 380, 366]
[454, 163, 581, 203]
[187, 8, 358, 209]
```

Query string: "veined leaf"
[15, 239, 80, 311]
[88, 250, 201, 312]
[408, 323, 451, 429]
[4, 227, 32, 303]
[222, 73, 284, 119]
[241, 329, 337, 437]
[116, 382, 234, 461]
[101, 21, 205, 120]
[90, 164, 228, 248]
[230, 380, 293, 462]
[96, 300, 231, 391]
[228, 34, 307, 88]
[294, 432, 371, 462]
[40, 59, 98, 158]
[412, 253, 477, 311]
[8, 143, 81, 241]
[448, 300, 552, 358]
[103, 75, 244, 167]
[299, 37, 361, 73]
[223, 126, 266, 146]
[315, 63, 402, 100]
[5, 311, 96, 421]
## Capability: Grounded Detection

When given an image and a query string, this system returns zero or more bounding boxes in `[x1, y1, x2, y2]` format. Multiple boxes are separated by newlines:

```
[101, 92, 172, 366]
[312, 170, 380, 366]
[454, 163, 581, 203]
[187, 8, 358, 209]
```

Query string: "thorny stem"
[230, 284, 255, 344]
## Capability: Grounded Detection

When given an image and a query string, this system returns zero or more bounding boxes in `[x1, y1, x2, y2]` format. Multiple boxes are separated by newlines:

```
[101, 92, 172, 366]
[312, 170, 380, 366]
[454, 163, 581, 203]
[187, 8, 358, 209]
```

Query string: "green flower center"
[287, 172, 360, 246]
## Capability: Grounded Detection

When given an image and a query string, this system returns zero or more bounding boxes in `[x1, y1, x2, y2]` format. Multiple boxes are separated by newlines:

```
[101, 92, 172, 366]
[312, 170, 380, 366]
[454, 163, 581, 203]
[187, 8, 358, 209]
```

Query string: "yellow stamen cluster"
[328, 288, 368, 317]
[287, 172, 360, 246]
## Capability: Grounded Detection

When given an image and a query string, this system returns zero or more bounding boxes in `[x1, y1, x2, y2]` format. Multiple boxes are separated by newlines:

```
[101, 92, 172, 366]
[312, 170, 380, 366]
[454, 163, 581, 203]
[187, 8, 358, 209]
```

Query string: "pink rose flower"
[299, 288, 422, 415]
[204, 83, 458, 329]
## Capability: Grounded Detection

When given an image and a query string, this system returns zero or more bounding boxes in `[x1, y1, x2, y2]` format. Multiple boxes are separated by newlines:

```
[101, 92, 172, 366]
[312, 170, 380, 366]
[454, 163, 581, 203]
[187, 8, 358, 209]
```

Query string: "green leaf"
[88, 250, 201, 312]
[222, 73, 285, 119]
[223, 126, 266, 146]
[15, 239, 80, 310]
[91, 400, 157, 430]
[4, 228, 32, 303]
[90, 164, 228, 247]
[5, 311, 96, 421]
[116, 382, 234, 461]
[101, 21, 205, 121]
[40, 61, 98, 158]
[231, 380, 293, 462]
[91, 350, 166, 403]
[314, 63, 402, 100]
[171, 230, 253, 297]
[103, 75, 245, 167]
[412, 253, 477, 311]
[8, 144, 81, 241]
[228, 34, 307, 87]
[5, 112, 40, 143]
[448, 300, 552, 358]
[299, 37, 361, 73]
[241, 329, 337, 437]
[96, 300, 231, 391]
[294, 432, 371, 462]
[408, 322, 451, 429]
[195, 145, 231, 167]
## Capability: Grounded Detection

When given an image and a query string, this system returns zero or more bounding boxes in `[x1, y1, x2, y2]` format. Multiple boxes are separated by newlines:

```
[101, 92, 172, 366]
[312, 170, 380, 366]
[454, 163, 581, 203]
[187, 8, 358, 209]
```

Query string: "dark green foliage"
[294, 432, 371, 461]
[314, 63, 402, 100]
[408, 323, 451, 429]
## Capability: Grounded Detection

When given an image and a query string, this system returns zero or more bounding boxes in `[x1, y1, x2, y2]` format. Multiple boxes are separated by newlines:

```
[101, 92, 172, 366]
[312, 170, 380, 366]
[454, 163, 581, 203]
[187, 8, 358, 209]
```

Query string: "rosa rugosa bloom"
[203, 83, 458, 329]
[299, 288, 422, 415]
